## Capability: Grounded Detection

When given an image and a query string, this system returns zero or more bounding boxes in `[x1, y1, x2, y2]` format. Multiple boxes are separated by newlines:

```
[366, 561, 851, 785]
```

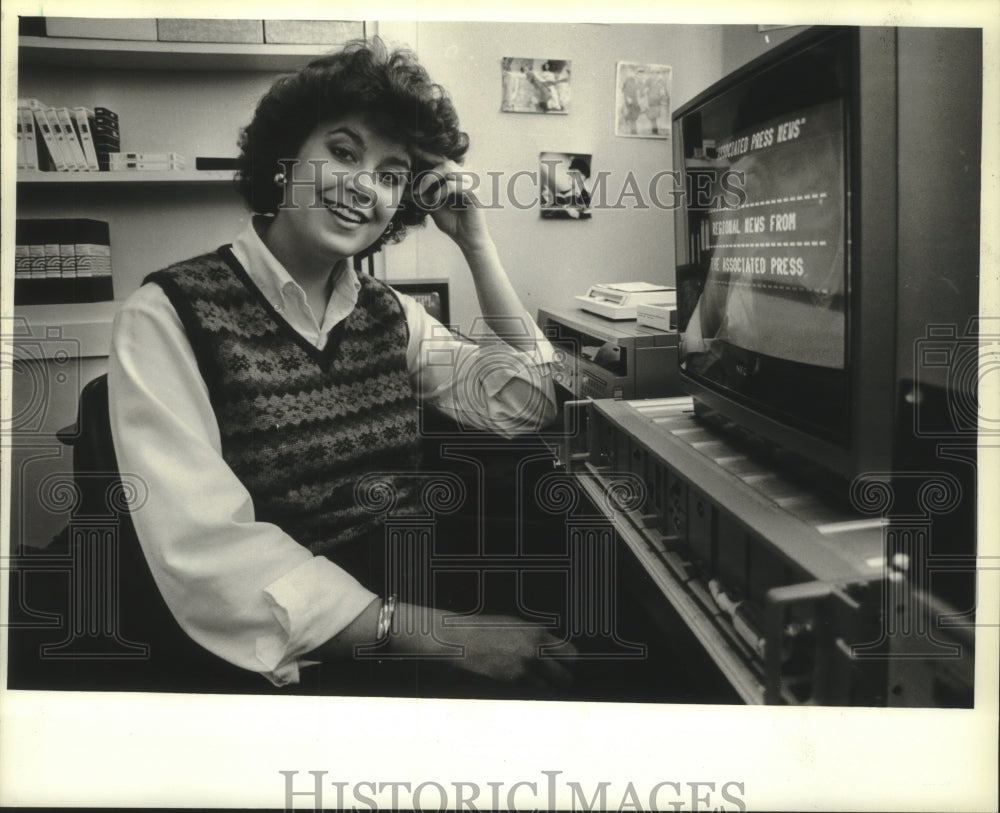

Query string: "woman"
[108, 39, 572, 694]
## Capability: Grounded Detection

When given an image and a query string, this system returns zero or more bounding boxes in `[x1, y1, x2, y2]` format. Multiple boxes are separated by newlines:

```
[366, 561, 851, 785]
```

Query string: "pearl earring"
[273, 171, 286, 186]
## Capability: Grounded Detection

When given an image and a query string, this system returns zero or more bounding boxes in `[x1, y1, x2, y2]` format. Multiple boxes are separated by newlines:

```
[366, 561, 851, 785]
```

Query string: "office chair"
[9, 373, 275, 693]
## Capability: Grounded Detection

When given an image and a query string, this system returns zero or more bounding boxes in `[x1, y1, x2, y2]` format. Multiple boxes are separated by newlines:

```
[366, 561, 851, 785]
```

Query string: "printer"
[575, 282, 676, 321]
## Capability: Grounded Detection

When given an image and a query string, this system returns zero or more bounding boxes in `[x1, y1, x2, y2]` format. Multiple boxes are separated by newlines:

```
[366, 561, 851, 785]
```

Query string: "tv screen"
[676, 29, 852, 446]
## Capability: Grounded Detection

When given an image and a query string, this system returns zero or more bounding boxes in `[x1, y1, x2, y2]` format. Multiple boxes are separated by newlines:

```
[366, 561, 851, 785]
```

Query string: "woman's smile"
[322, 197, 371, 227]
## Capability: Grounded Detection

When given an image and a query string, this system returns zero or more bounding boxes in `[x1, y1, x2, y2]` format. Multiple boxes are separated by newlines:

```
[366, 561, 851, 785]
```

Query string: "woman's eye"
[328, 145, 356, 162]
[377, 171, 409, 189]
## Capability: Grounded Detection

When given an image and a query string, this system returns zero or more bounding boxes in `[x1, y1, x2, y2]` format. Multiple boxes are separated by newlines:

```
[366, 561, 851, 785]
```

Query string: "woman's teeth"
[326, 202, 366, 224]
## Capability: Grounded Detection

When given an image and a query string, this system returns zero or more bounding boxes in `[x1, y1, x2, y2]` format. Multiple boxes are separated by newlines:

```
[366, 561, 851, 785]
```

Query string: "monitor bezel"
[672, 25, 898, 483]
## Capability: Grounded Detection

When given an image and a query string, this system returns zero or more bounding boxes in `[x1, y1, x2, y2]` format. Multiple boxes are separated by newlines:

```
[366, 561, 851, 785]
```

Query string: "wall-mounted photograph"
[615, 60, 672, 137]
[501, 56, 571, 113]
[539, 151, 592, 219]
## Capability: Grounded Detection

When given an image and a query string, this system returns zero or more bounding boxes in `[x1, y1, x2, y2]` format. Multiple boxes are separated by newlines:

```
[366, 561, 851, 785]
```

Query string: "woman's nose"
[343, 168, 377, 209]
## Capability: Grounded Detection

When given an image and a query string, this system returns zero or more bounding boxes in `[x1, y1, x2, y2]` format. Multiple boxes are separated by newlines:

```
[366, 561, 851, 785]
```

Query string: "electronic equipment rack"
[561, 397, 975, 706]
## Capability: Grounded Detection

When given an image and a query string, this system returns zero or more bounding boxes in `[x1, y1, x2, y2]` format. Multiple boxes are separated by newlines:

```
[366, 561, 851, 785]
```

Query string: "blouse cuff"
[257, 556, 378, 686]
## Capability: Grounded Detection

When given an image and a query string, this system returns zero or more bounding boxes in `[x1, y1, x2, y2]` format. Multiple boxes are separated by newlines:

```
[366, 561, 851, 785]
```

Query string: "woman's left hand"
[412, 149, 491, 254]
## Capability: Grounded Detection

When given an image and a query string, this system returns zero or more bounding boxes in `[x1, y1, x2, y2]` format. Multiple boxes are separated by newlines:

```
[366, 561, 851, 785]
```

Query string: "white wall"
[378, 22, 724, 333]
[720, 25, 809, 76]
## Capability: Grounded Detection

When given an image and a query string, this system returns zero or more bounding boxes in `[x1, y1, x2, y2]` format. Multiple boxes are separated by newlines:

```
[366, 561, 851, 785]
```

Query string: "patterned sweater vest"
[144, 247, 422, 557]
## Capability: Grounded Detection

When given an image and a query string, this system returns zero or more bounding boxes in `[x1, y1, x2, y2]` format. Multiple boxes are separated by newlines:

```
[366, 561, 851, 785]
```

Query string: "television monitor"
[672, 25, 982, 485]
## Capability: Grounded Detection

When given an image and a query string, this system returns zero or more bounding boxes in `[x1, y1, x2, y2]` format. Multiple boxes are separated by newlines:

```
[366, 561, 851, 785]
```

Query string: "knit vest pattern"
[144, 248, 423, 556]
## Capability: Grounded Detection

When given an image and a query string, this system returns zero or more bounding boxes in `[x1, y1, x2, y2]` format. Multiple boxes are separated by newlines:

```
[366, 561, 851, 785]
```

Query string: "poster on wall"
[615, 61, 672, 138]
[501, 57, 571, 114]
[539, 151, 592, 219]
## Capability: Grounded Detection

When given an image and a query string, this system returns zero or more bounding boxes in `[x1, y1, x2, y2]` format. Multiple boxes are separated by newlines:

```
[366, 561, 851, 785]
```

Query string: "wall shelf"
[12, 300, 120, 359]
[17, 169, 235, 187]
[16, 25, 282, 324]
[18, 35, 335, 72]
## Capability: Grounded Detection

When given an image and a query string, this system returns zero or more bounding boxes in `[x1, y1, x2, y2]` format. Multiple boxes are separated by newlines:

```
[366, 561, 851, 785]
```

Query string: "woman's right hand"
[389, 603, 577, 690]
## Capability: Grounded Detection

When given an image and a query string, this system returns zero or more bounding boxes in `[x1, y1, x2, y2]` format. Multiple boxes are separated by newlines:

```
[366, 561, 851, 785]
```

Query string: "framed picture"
[501, 56, 571, 114]
[615, 61, 672, 138]
[539, 151, 592, 220]
[387, 278, 450, 324]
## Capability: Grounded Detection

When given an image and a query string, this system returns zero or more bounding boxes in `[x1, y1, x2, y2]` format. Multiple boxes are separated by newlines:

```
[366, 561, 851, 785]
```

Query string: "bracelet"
[376, 595, 396, 643]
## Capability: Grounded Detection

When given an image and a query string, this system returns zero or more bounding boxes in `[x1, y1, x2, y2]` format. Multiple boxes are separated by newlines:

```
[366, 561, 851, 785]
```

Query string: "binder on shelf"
[195, 157, 239, 170]
[108, 161, 185, 172]
[92, 107, 121, 171]
[92, 129, 121, 144]
[14, 242, 30, 280]
[93, 107, 119, 126]
[71, 107, 101, 170]
[28, 239, 47, 279]
[108, 151, 184, 163]
[19, 105, 39, 170]
[56, 107, 90, 170]
[92, 142, 122, 157]
[27, 101, 67, 171]
[73, 219, 114, 280]
[73, 218, 111, 282]
[45, 105, 80, 170]
[14, 221, 33, 280]
[108, 151, 186, 171]
[16, 111, 25, 169]
[59, 241, 76, 278]
[43, 236, 62, 278]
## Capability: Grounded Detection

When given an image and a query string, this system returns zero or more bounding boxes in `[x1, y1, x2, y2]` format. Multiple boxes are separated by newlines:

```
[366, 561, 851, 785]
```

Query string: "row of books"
[14, 219, 114, 305]
[16, 99, 120, 172]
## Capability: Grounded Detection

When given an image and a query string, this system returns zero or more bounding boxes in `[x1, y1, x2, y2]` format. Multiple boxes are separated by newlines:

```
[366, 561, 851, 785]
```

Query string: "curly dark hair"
[235, 38, 469, 256]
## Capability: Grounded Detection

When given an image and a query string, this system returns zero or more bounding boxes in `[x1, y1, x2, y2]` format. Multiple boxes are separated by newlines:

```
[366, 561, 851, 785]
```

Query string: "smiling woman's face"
[274, 113, 412, 264]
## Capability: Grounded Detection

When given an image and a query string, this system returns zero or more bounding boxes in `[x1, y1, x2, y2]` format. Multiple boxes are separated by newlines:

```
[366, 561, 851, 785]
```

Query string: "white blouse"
[108, 218, 557, 686]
